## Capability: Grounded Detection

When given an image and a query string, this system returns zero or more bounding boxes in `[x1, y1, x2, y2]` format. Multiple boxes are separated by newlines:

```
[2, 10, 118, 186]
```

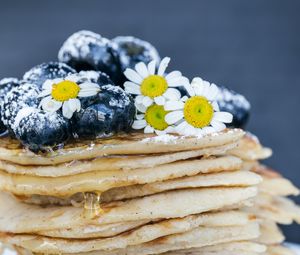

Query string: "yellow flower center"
[51, 80, 80, 102]
[184, 96, 214, 128]
[140, 75, 168, 98]
[145, 104, 169, 131]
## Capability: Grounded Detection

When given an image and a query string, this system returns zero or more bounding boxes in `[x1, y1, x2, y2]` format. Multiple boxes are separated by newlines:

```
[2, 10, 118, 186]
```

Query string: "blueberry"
[112, 36, 160, 84]
[1, 82, 40, 133]
[216, 86, 251, 128]
[14, 107, 70, 152]
[0, 78, 20, 135]
[58, 31, 122, 85]
[23, 62, 76, 89]
[71, 85, 135, 139]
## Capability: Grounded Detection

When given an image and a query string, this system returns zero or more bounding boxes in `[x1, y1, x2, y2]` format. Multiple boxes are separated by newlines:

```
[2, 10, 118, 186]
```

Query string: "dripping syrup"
[82, 192, 103, 219]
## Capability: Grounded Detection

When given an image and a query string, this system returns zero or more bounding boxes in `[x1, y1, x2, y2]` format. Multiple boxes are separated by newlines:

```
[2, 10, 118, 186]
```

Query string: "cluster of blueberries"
[0, 30, 250, 152]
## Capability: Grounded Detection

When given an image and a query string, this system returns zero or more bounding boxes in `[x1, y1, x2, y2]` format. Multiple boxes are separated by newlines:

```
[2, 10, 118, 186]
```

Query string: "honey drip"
[82, 192, 103, 219]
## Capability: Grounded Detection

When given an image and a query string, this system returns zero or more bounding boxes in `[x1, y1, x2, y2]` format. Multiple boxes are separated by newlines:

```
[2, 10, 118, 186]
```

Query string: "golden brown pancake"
[0, 129, 244, 165]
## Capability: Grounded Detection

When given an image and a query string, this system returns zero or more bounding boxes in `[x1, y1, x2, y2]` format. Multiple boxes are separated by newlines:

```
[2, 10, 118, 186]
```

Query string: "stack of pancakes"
[0, 129, 299, 255]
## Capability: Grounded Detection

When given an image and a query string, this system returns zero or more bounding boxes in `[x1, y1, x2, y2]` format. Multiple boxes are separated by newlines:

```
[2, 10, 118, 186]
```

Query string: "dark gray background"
[0, 0, 299, 241]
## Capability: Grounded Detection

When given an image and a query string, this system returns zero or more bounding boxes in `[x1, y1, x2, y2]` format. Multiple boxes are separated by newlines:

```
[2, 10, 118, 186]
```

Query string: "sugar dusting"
[141, 129, 241, 144]
[23, 62, 75, 83]
[142, 134, 179, 144]
[58, 30, 110, 62]
[0, 78, 18, 86]
[15, 110, 66, 135]
[13, 107, 38, 130]
[102, 84, 131, 107]
[217, 87, 251, 111]
[1, 82, 39, 127]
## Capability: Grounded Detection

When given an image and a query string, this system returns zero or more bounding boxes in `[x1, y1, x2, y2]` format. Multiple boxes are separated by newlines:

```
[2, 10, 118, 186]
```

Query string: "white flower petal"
[52, 78, 64, 84]
[175, 121, 188, 134]
[191, 77, 204, 86]
[147, 60, 156, 75]
[39, 96, 52, 108]
[213, 112, 233, 123]
[210, 120, 226, 132]
[135, 103, 147, 113]
[67, 98, 81, 113]
[164, 126, 175, 134]
[185, 123, 198, 136]
[142, 96, 153, 107]
[144, 125, 154, 133]
[164, 100, 184, 111]
[78, 83, 100, 97]
[40, 96, 62, 113]
[184, 83, 195, 97]
[42, 79, 55, 91]
[136, 114, 145, 120]
[157, 57, 170, 76]
[78, 90, 99, 97]
[124, 81, 141, 95]
[181, 96, 189, 102]
[135, 95, 144, 104]
[132, 120, 147, 129]
[79, 82, 99, 90]
[168, 77, 189, 87]
[177, 122, 196, 136]
[202, 126, 216, 135]
[124, 68, 143, 84]
[135, 62, 149, 78]
[154, 96, 165, 106]
[62, 101, 75, 119]
[66, 75, 80, 83]
[155, 129, 167, 136]
[163, 88, 181, 101]
[192, 83, 204, 96]
[165, 111, 184, 125]
[206, 83, 219, 101]
[201, 81, 212, 98]
[212, 101, 220, 111]
[37, 89, 52, 98]
[165, 71, 182, 81]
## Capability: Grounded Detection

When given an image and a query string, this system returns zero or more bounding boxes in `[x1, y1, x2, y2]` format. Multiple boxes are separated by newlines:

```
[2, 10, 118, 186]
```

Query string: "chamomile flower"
[164, 77, 233, 136]
[132, 104, 174, 135]
[38, 74, 100, 119]
[123, 57, 189, 110]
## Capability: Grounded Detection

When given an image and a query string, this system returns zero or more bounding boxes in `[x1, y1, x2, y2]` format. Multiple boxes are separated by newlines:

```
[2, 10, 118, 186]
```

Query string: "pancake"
[36, 210, 253, 239]
[11, 242, 266, 255]
[265, 245, 296, 255]
[0, 187, 258, 233]
[0, 142, 238, 177]
[19, 170, 262, 206]
[248, 194, 300, 225]
[229, 133, 272, 161]
[0, 156, 242, 197]
[256, 220, 284, 245]
[0, 222, 260, 254]
[38, 220, 152, 239]
[253, 165, 300, 197]
[8, 241, 267, 255]
[160, 242, 266, 255]
[0, 129, 244, 166]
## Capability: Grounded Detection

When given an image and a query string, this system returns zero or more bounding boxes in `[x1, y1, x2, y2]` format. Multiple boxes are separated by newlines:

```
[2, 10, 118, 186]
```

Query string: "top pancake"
[0, 129, 244, 165]
[229, 133, 272, 161]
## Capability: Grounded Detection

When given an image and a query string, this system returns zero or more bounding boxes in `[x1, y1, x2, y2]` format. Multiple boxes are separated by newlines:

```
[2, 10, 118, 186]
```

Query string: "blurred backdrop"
[0, 0, 299, 241]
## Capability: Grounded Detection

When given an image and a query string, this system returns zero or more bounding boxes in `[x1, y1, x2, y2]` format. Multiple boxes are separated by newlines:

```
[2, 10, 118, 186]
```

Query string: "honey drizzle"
[82, 192, 103, 219]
